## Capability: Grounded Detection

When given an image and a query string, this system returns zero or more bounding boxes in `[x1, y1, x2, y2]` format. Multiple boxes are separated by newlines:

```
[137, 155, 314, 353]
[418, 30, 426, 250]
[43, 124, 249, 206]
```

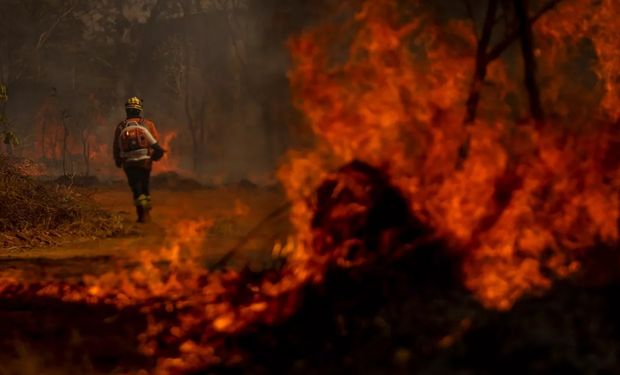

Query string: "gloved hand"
[151, 143, 165, 162]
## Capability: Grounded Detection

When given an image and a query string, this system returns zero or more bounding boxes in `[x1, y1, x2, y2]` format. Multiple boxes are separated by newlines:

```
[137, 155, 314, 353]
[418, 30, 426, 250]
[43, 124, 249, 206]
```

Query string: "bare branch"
[464, 0, 562, 124]
[36, 2, 77, 50]
[464, 0, 499, 124]
[513, 0, 544, 122]
[487, 0, 563, 62]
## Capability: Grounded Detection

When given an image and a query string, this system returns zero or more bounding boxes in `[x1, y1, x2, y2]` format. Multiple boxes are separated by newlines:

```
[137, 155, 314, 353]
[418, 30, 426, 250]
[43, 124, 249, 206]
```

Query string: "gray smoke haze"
[0, 0, 330, 184]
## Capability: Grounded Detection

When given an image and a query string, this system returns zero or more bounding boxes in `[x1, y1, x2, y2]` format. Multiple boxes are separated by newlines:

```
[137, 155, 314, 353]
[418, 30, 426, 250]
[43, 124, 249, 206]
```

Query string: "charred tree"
[82, 129, 90, 177]
[177, 1, 214, 173]
[463, 0, 563, 124]
[180, 5, 199, 173]
[459, 0, 562, 166]
[464, 0, 499, 125]
[513, 0, 544, 123]
[61, 110, 70, 177]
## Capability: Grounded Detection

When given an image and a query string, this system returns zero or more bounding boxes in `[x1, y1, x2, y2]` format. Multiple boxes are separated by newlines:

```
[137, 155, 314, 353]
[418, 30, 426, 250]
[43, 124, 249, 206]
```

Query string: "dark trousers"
[124, 166, 151, 200]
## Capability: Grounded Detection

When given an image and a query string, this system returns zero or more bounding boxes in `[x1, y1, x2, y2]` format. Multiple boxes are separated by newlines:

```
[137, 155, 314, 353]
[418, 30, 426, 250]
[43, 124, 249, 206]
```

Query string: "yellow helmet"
[125, 96, 143, 111]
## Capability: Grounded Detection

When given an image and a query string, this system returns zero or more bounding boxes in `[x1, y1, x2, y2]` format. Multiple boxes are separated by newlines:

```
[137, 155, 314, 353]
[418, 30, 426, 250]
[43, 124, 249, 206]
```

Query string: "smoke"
[1, 0, 329, 184]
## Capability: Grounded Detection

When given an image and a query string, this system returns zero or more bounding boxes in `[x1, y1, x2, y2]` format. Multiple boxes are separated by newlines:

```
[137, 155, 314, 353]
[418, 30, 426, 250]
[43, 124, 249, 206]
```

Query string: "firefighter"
[113, 97, 165, 223]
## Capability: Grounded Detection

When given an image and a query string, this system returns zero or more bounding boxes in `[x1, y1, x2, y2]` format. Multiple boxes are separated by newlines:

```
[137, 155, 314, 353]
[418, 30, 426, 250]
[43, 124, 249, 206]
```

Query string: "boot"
[143, 195, 152, 223]
[135, 194, 151, 223]
[142, 206, 151, 223]
[136, 205, 146, 223]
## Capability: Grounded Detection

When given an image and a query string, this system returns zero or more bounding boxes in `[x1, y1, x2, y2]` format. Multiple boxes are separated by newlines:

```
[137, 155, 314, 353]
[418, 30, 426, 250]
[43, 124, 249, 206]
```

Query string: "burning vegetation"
[0, 0, 619, 374]
[284, 0, 620, 309]
[27, 95, 185, 180]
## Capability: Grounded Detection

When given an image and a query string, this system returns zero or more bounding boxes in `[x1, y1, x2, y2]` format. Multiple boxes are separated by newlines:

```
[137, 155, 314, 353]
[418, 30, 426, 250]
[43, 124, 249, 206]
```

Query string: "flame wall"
[280, 0, 620, 309]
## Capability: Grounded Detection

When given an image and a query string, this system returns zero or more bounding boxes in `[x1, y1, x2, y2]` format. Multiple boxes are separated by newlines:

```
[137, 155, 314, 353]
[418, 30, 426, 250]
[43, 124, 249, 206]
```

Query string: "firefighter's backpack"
[119, 120, 150, 153]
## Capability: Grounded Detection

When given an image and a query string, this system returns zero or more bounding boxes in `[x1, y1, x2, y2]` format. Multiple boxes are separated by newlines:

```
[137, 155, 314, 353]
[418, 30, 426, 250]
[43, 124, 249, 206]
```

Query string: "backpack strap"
[119, 118, 144, 131]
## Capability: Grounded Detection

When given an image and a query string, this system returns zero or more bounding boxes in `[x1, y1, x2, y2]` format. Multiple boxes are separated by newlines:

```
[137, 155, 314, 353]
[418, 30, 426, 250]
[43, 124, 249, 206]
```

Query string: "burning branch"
[211, 202, 291, 271]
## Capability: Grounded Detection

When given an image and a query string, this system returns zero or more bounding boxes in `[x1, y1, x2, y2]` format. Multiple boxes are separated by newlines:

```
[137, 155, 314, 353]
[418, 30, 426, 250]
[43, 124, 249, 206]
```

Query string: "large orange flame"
[282, 0, 620, 309]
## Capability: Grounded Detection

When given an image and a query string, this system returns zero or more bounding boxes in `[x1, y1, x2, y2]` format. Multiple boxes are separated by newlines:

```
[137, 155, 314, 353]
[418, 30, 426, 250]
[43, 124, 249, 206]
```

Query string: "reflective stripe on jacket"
[118, 123, 158, 162]
[113, 117, 161, 167]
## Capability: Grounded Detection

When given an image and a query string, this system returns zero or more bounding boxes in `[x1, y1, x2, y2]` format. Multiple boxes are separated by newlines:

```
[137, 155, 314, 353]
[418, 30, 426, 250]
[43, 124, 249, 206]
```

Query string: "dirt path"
[0, 186, 290, 277]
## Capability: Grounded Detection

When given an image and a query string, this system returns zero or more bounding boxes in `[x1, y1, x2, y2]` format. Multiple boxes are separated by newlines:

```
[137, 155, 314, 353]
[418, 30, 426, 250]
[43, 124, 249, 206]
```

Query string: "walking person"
[113, 97, 165, 223]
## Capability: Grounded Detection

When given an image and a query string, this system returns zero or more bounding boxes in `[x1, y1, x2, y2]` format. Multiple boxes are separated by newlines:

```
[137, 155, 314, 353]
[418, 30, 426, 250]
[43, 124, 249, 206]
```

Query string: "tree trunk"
[126, 0, 163, 94]
[62, 118, 68, 177]
[41, 119, 47, 159]
[180, 1, 202, 173]
[513, 0, 544, 123]
[187, 124, 198, 174]
[82, 132, 90, 176]
[182, 40, 199, 172]
[464, 0, 499, 124]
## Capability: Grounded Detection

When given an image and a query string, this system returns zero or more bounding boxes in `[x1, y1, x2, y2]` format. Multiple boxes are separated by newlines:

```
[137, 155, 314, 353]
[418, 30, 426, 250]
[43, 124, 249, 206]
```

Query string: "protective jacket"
[113, 117, 163, 170]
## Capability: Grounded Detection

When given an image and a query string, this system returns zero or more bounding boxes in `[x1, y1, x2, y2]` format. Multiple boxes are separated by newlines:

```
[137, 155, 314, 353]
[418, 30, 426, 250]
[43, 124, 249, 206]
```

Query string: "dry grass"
[0, 157, 125, 247]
